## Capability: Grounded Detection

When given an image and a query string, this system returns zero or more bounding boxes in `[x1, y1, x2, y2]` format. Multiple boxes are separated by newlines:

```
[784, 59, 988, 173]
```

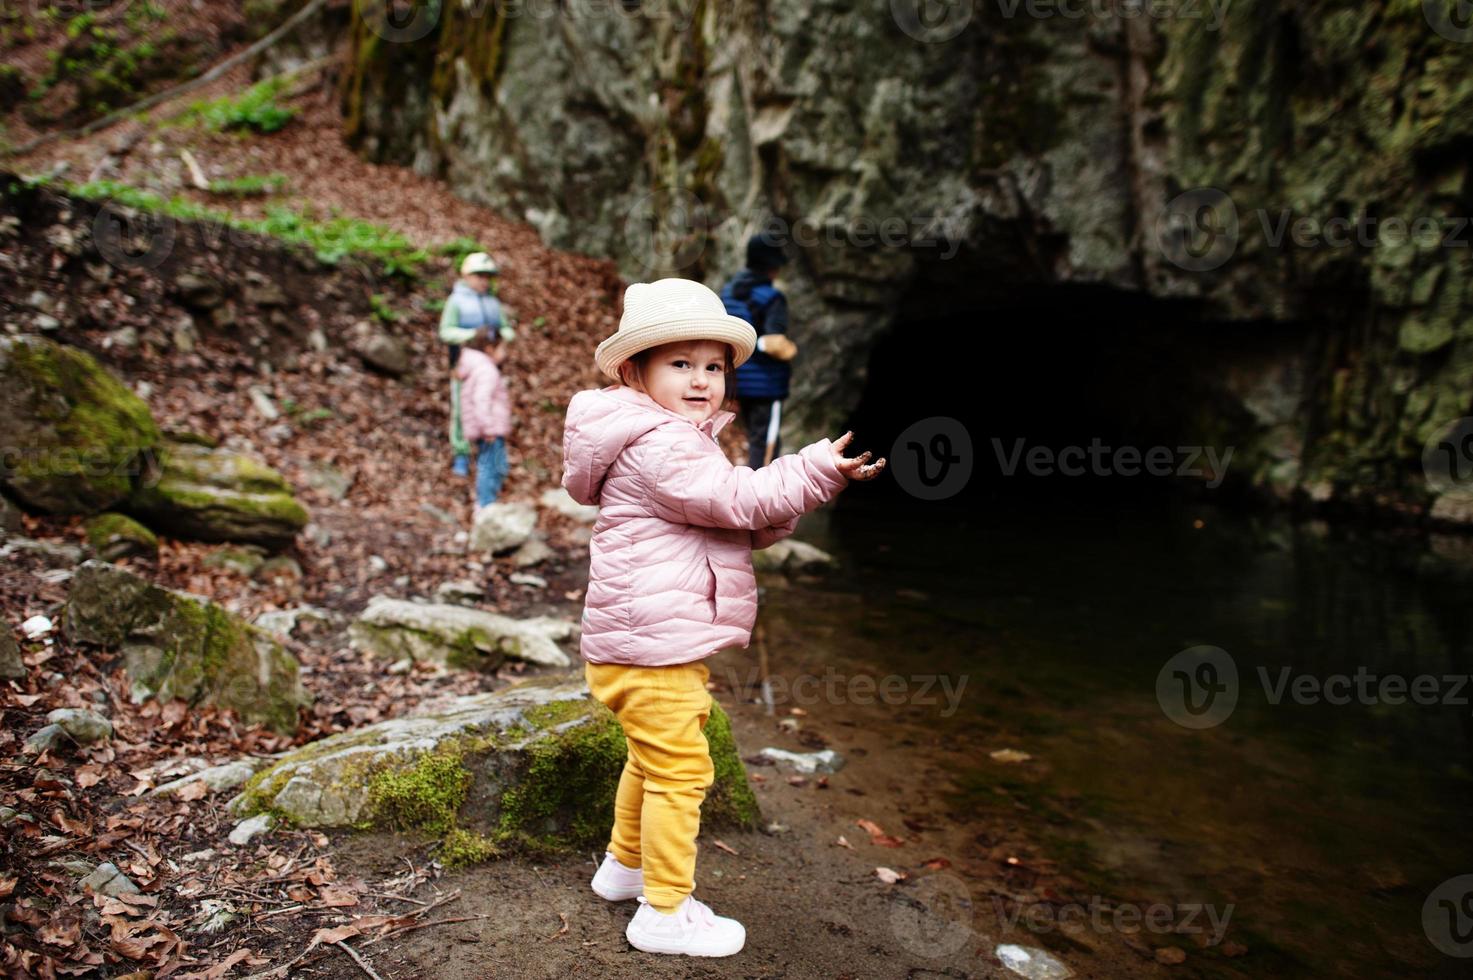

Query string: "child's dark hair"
[618, 345, 736, 407]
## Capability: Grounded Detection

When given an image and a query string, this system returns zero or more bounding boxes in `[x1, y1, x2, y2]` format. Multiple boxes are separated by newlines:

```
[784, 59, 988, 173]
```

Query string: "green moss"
[2, 336, 159, 513]
[429, 0, 505, 112]
[445, 627, 501, 671]
[135, 482, 307, 524]
[202, 545, 267, 576]
[495, 699, 759, 848]
[84, 512, 158, 557]
[367, 748, 471, 836]
[236, 764, 297, 823]
[522, 698, 589, 731]
[438, 828, 501, 868]
[701, 703, 761, 829]
[495, 703, 627, 848]
[163, 430, 219, 448]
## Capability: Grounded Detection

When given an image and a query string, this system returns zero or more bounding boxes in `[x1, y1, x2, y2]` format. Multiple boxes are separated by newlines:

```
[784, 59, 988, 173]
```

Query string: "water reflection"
[766, 496, 1473, 977]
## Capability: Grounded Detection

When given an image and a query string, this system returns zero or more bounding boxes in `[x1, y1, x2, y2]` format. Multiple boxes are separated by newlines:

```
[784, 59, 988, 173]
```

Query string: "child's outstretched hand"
[831, 431, 886, 482]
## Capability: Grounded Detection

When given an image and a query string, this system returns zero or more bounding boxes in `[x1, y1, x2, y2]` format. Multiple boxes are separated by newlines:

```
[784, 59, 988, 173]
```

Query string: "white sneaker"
[625, 895, 746, 957]
[590, 852, 643, 901]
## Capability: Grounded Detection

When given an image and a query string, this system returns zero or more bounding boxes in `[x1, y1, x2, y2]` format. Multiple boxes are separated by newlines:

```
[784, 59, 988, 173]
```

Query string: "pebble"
[758, 747, 846, 774]
[435, 580, 486, 604]
[228, 813, 275, 846]
[80, 862, 139, 897]
[21, 615, 53, 639]
[24, 724, 68, 754]
[47, 707, 113, 744]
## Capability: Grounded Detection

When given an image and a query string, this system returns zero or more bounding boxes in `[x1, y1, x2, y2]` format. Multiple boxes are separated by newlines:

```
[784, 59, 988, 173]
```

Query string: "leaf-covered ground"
[2, 36, 1173, 980]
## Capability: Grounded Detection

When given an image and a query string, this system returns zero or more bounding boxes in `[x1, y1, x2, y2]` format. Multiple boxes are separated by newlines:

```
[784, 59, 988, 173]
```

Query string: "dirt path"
[296, 639, 1169, 980]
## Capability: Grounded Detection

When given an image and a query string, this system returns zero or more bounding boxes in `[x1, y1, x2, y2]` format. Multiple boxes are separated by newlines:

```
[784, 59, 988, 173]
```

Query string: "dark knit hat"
[745, 231, 789, 271]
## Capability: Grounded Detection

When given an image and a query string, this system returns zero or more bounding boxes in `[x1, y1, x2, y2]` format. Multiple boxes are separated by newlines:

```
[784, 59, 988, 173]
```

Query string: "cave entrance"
[838, 284, 1248, 512]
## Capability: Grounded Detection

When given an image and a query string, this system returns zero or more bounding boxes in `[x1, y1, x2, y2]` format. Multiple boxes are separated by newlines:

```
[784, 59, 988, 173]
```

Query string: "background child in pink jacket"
[457, 335, 512, 508]
[561, 277, 884, 959]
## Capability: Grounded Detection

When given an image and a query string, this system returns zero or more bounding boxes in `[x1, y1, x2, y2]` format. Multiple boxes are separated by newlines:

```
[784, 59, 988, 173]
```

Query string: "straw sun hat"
[594, 278, 757, 381]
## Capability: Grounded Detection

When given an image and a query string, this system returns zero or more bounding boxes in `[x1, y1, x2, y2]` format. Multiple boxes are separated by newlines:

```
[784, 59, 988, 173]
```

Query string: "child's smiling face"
[622, 340, 729, 424]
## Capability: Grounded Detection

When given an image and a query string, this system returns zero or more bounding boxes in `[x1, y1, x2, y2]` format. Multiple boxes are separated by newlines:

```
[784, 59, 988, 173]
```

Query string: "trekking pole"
[754, 607, 775, 716]
[761, 399, 782, 468]
[755, 400, 782, 715]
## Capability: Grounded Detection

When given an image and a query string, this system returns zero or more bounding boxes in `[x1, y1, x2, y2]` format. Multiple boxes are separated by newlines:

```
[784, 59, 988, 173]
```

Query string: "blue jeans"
[475, 437, 509, 507]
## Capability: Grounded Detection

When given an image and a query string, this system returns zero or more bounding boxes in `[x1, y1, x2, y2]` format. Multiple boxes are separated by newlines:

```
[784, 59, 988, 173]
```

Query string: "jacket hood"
[561, 386, 736, 506]
[455, 345, 488, 379]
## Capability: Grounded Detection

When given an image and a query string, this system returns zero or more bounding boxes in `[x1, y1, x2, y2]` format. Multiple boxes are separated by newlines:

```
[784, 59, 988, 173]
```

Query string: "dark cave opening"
[836, 284, 1290, 512]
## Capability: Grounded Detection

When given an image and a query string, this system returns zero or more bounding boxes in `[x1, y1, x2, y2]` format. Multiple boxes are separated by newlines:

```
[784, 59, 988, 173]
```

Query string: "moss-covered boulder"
[84, 513, 159, 563]
[348, 596, 575, 669]
[64, 561, 310, 733]
[0, 335, 160, 514]
[227, 673, 759, 861]
[126, 443, 308, 550]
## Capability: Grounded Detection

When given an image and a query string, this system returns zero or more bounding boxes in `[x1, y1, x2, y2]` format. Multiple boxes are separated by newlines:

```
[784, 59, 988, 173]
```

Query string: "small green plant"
[369, 293, 400, 323]
[434, 236, 483, 258]
[297, 407, 334, 427]
[67, 180, 430, 280]
[64, 13, 95, 38]
[257, 207, 428, 278]
[125, 2, 167, 29]
[206, 173, 288, 197]
[183, 77, 296, 134]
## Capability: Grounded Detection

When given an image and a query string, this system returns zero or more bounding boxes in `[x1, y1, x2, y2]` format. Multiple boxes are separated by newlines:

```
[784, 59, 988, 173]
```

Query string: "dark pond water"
[762, 492, 1473, 978]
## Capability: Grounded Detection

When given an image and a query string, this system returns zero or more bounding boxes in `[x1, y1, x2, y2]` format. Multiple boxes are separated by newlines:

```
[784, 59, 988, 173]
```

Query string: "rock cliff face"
[340, 0, 1473, 518]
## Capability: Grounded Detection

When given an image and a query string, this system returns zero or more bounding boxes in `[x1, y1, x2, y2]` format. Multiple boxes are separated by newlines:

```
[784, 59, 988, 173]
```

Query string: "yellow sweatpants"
[585, 660, 715, 913]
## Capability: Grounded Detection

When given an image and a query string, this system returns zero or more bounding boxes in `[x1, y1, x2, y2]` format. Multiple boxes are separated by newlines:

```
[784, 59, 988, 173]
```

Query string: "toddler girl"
[457, 333, 511, 508]
[561, 277, 884, 958]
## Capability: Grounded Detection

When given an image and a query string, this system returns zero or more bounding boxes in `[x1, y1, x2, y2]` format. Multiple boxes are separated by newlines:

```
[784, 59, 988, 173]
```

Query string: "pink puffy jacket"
[457, 348, 511, 442]
[562, 385, 848, 667]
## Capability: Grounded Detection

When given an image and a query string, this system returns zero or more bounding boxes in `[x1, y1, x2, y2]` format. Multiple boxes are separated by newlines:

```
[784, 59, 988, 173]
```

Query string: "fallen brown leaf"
[175, 780, 210, 802]
[309, 923, 362, 949]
